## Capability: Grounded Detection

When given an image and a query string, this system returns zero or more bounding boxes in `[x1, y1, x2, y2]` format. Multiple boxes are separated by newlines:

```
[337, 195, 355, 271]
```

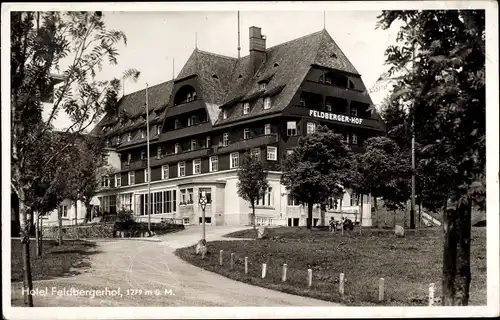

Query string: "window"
[319, 74, 324, 83]
[352, 133, 358, 145]
[128, 171, 135, 185]
[191, 139, 197, 150]
[115, 174, 121, 187]
[178, 162, 186, 177]
[187, 116, 192, 127]
[141, 150, 146, 160]
[299, 97, 306, 106]
[222, 109, 228, 119]
[210, 156, 218, 172]
[351, 107, 357, 117]
[222, 133, 229, 147]
[251, 148, 261, 159]
[263, 97, 271, 109]
[162, 190, 177, 214]
[128, 132, 132, 141]
[260, 83, 267, 90]
[180, 188, 194, 204]
[192, 92, 197, 100]
[199, 187, 212, 204]
[193, 159, 201, 174]
[325, 76, 332, 84]
[345, 133, 350, 144]
[174, 119, 181, 129]
[243, 102, 250, 115]
[102, 154, 109, 166]
[306, 122, 316, 134]
[104, 139, 110, 147]
[100, 195, 117, 215]
[230, 152, 239, 169]
[180, 189, 186, 204]
[257, 187, 273, 206]
[265, 123, 271, 135]
[101, 176, 109, 188]
[119, 193, 133, 211]
[157, 125, 161, 135]
[191, 115, 197, 126]
[157, 146, 162, 159]
[183, 218, 190, 225]
[267, 146, 277, 161]
[60, 205, 68, 218]
[187, 93, 192, 102]
[287, 121, 297, 136]
[144, 168, 149, 182]
[350, 193, 359, 206]
[244, 128, 250, 140]
[127, 153, 131, 165]
[175, 143, 180, 154]
[141, 130, 145, 139]
[162, 165, 169, 180]
[288, 194, 299, 206]
[206, 136, 211, 148]
[116, 135, 121, 144]
[325, 101, 332, 112]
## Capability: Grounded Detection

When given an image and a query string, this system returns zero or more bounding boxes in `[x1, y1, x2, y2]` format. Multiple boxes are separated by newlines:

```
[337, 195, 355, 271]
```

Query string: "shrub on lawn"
[43, 224, 115, 239]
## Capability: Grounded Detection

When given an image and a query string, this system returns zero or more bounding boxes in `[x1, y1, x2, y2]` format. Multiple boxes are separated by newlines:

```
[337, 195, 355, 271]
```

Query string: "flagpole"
[146, 83, 151, 232]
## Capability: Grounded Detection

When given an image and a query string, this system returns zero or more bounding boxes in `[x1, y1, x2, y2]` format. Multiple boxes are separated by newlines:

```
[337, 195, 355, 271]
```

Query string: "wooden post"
[219, 250, 223, 266]
[230, 253, 235, 270]
[262, 263, 267, 278]
[244, 257, 248, 274]
[339, 273, 345, 297]
[308, 269, 313, 287]
[429, 283, 435, 306]
[379, 278, 384, 301]
[282, 264, 287, 282]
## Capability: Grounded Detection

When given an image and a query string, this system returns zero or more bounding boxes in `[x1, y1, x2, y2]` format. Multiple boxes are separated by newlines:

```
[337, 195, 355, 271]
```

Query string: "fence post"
[379, 278, 384, 302]
[339, 273, 345, 297]
[262, 263, 267, 278]
[219, 250, 223, 266]
[244, 257, 248, 274]
[308, 269, 313, 287]
[282, 264, 287, 282]
[230, 253, 235, 270]
[429, 283, 435, 306]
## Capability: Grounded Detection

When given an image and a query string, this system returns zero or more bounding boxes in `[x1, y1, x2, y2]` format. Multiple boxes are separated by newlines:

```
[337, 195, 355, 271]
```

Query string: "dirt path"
[11, 226, 337, 307]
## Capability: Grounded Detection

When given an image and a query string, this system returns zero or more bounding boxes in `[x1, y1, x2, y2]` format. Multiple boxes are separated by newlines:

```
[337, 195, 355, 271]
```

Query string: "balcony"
[218, 133, 278, 154]
[150, 148, 211, 167]
[158, 122, 212, 143]
[303, 81, 373, 105]
[165, 99, 206, 118]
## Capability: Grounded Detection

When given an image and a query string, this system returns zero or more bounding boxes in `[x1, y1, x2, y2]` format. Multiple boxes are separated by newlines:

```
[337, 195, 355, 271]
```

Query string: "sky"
[43, 10, 401, 131]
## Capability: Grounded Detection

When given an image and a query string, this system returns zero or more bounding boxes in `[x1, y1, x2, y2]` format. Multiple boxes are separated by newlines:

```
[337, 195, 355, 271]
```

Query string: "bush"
[43, 224, 115, 239]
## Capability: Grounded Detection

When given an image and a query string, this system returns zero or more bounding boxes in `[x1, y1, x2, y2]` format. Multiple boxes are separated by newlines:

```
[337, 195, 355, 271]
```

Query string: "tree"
[377, 10, 485, 305]
[11, 11, 138, 306]
[281, 125, 355, 229]
[237, 152, 269, 235]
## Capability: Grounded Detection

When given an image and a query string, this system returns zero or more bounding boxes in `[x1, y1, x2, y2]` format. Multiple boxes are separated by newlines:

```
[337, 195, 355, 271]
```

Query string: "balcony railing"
[218, 133, 278, 154]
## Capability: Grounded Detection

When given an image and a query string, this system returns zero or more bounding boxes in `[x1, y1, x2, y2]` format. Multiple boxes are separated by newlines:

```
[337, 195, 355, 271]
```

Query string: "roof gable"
[313, 30, 359, 75]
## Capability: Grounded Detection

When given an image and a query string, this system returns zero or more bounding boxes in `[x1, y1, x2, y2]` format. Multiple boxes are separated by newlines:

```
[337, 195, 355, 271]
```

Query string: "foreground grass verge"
[11, 239, 98, 282]
[176, 227, 486, 306]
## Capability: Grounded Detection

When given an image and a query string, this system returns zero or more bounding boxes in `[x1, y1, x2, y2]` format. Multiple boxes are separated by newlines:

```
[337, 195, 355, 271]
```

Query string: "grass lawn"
[176, 226, 486, 306]
[11, 239, 98, 282]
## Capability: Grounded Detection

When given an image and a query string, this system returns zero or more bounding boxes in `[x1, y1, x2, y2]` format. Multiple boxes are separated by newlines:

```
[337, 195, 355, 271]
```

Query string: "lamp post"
[199, 191, 207, 241]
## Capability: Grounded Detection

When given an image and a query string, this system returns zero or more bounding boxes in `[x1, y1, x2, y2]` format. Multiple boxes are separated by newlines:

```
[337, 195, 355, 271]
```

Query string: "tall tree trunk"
[442, 194, 472, 306]
[320, 204, 326, 226]
[418, 199, 422, 229]
[359, 194, 363, 234]
[39, 213, 43, 255]
[340, 199, 344, 236]
[35, 211, 41, 257]
[58, 206, 63, 245]
[19, 199, 34, 307]
[74, 200, 79, 239]
[251, 201, 256, 238]
[306, 201, 313, 229]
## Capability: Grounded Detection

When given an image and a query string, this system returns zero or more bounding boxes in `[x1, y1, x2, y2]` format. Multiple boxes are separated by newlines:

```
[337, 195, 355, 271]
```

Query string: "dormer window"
[192, 92, 197, 100]
[244, 128, 250, 140]
[260, 83, 267, 90]
[212, 74, 218, 79]
[222, 109, 228, 120]
[141, 150, 146, 160]
[263, 97, 271, 110]
[273, 62, 279, 68]
[175, 143, 180, 154]
[141, 130, 145, 139]
[222, 133, 229, 147]
[104, 139, 110, 147]
[127, 132, 132, 141]
[127, 153, 131, 165]
[157, 146, 162, 159]
[206, 136, 211, 148]
[191, 139, 197, 150]
[116, 135, 121, 144]
[174, 118, 181, 129]
[156, 125, 161, 135]
[187, 93, 192, 102]
[243, 102, 250, 115]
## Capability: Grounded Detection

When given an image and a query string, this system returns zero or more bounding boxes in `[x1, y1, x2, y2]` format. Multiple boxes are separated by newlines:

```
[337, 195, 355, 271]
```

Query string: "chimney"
[249, 26, 266, 75]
